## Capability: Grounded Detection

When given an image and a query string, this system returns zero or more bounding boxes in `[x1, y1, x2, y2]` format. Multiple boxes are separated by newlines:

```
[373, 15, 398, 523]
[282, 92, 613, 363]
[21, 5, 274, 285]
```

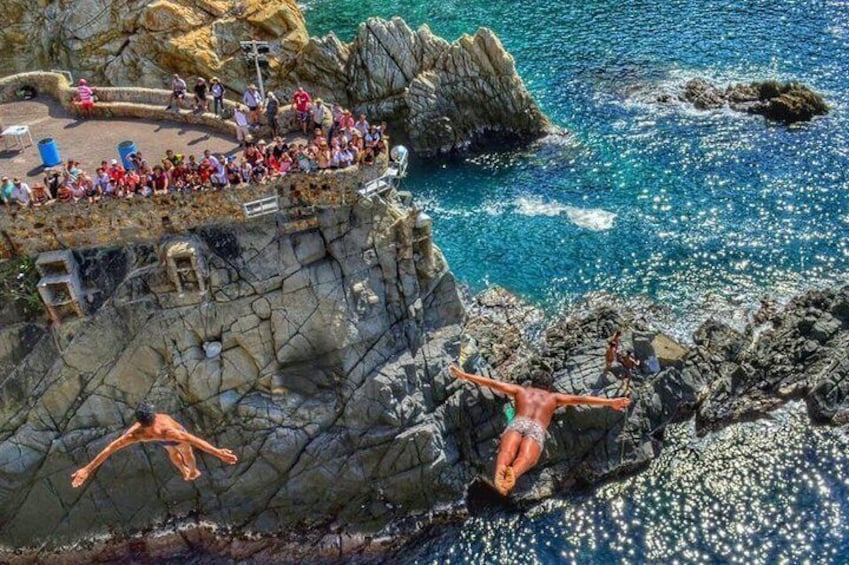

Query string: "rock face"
[682, 78, 828, 123]
[0, 5, 550, 155]
[0, 194, 468, 548]
[0, 0, 307, 89]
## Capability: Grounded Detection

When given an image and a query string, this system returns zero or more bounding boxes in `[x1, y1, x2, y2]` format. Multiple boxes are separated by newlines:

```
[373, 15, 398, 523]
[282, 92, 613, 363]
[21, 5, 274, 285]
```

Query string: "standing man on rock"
[71, 402, 238, 488]
[449, 366, 630, 496]
[292, 85, 312, 135]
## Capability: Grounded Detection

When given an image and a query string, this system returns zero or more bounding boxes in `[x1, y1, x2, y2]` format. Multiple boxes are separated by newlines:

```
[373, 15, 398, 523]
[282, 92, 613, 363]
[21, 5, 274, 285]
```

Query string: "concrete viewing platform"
[0, 72, 402, 261]
[0, 97, 240, 184]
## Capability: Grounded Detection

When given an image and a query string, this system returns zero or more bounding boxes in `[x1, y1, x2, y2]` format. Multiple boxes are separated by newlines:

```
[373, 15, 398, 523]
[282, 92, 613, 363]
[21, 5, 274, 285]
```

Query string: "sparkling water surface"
[302, 1, 849, 562]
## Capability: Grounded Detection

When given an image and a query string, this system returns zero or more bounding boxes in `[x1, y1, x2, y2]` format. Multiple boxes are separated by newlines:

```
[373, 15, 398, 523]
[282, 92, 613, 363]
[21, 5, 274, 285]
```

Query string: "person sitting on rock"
[449, 365, 630, 496]
[167, 74, 187, 111]
[616, 350, 640, 393]
[71, 401, 238, 488]
[75, 79, 95, 119]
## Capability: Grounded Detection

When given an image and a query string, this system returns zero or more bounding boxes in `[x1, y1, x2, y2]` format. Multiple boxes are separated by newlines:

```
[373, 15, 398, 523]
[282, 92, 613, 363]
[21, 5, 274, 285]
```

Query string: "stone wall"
[0, 72, 237, 136]
[0, 161, 387, 259]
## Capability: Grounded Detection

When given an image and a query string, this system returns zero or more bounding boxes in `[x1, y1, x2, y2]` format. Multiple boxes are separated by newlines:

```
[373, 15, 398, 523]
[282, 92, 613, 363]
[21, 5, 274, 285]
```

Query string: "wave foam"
[514, 197, 617, 231]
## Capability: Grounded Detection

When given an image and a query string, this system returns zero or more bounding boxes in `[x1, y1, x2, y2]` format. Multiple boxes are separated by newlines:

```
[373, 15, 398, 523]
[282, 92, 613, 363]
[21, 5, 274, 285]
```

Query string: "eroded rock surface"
[0, 195, 469, 548]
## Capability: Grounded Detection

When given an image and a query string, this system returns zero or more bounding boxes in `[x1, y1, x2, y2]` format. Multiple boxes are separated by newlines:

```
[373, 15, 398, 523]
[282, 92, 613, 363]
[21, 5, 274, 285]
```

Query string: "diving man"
[449, 366, 630, 496]
[71, 402, 238, 487]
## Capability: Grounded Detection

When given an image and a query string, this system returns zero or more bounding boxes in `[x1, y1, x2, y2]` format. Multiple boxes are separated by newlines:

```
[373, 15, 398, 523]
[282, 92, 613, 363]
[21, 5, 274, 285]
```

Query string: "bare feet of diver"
[182, 468, 202, 481]
[495, 465, 516, 496]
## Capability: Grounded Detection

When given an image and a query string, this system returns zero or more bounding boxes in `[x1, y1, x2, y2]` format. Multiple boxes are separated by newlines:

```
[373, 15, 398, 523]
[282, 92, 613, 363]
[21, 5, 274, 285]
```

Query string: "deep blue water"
[303, 1, 849, 562]
[307, 0, 849, 328]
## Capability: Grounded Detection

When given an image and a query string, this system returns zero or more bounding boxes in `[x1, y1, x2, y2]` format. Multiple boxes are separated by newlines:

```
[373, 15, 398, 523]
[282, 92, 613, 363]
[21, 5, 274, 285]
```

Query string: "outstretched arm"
[555, 393, 631, 411]
[166, 429, 238, 465]
[449, 365, 522, 397]
[71, 423, 142, 488]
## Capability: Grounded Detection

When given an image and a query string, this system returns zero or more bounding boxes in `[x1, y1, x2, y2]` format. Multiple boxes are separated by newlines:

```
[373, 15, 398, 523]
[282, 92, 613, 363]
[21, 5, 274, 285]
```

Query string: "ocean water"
[302, 1, 849, 562]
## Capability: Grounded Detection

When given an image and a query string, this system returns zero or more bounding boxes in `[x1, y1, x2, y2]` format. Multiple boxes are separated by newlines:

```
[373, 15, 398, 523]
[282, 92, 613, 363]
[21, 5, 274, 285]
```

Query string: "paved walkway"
[0, 98, 242, 183]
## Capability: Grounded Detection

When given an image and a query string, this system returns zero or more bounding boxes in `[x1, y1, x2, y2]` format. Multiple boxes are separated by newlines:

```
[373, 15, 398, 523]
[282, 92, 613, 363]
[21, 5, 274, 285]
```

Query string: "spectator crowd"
[2, 81, 389, 209]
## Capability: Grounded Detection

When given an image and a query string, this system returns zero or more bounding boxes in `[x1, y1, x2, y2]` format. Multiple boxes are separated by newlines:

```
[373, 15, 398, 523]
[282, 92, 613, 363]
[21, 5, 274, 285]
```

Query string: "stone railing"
[0, 72, 305, 137]
[0, 160, 387, 259]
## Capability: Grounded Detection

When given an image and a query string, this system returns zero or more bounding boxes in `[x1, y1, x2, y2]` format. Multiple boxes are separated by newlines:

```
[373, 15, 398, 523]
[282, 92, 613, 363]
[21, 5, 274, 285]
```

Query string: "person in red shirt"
[291, 86, 312, 134]
[197, 159, 213, 188]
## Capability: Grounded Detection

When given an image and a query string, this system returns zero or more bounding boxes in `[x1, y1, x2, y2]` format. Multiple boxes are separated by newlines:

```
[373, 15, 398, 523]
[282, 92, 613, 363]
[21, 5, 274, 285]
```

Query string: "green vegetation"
[0, 256, 43, 317]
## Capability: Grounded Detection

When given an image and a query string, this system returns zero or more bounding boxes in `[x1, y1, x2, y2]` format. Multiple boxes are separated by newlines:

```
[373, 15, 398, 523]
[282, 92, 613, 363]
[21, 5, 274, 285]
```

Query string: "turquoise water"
[302, 1, 849, 562]
[306, 0, 849, 324]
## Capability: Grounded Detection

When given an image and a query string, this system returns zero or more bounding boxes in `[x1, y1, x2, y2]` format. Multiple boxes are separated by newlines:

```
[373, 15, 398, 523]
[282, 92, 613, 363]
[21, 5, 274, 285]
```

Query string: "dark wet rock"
[683, 78, 727, 110]
[681, 78, 829, 123]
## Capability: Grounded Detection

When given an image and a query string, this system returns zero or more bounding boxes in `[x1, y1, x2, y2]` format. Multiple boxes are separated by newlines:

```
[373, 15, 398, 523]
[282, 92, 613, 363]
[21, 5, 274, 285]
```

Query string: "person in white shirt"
[167, 74, 188, 111]
[210, 77, 225, 117]
[233, 105, 251, 144]
[242, 84, 262, 125]
[10, 178, 33, 207]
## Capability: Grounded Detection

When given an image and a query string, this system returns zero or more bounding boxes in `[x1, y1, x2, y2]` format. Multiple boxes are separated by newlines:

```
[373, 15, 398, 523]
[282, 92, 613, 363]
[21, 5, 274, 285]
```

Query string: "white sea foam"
[514, 196, 617, 230]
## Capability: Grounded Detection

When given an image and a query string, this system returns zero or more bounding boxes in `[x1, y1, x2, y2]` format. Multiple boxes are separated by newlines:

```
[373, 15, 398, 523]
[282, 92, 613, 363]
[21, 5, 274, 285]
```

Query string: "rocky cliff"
[0, 2, 550, 154]
[0, 191, 468, 550]
[2, 198, 849, 562]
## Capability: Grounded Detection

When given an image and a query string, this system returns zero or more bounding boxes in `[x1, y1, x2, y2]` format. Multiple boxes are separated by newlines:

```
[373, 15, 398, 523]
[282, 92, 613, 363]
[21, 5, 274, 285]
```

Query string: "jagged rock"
[0, 0, 307, 90]
[1, 7, 550, 155]
[681, 78, 828, 123]
[696, 286, 849, 431]
[0, 193, 468, 549]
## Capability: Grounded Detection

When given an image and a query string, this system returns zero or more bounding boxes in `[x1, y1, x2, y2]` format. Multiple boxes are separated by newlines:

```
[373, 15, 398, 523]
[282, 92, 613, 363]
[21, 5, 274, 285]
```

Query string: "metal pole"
[253, 40, 265, 100]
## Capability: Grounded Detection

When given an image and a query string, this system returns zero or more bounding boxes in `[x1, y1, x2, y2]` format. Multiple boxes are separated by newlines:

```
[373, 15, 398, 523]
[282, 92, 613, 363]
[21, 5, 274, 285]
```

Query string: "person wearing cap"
[291, 85, 312, 134]
[107, 159, 126, 192]
[76, 78, 95, 119]
[243, 84, 262, 125]
[10, 177, 33, 207]
[193, 77, 208, 114]
[43, 168, 62, 200]
[210, 77, 225, 117]
[167, 74, 187, 111]
[233, 105, 251, 144]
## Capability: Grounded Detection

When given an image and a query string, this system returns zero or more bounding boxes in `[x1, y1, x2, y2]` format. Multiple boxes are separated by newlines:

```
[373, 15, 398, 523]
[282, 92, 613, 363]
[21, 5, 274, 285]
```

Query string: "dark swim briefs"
[160, 423, 186, 447]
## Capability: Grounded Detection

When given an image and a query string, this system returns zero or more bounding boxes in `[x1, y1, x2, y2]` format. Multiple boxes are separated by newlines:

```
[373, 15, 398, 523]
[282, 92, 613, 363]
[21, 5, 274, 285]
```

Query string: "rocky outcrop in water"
[0, 4, 550, 155]
[682, 78, 828, 123]
[325, 18, 551, 154]
[694, 287, 849, 431]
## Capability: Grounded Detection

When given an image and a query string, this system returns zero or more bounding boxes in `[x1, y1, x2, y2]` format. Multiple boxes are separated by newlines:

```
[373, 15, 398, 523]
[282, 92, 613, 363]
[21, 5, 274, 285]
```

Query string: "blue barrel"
[118, 140, 137, 169]
[37, 137, 62, 167]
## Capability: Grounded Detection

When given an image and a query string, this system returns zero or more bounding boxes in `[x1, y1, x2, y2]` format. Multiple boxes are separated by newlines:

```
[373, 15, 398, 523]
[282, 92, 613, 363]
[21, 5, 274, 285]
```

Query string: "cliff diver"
[449, 365, 630, 496]
[71, 402, 238, 487]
